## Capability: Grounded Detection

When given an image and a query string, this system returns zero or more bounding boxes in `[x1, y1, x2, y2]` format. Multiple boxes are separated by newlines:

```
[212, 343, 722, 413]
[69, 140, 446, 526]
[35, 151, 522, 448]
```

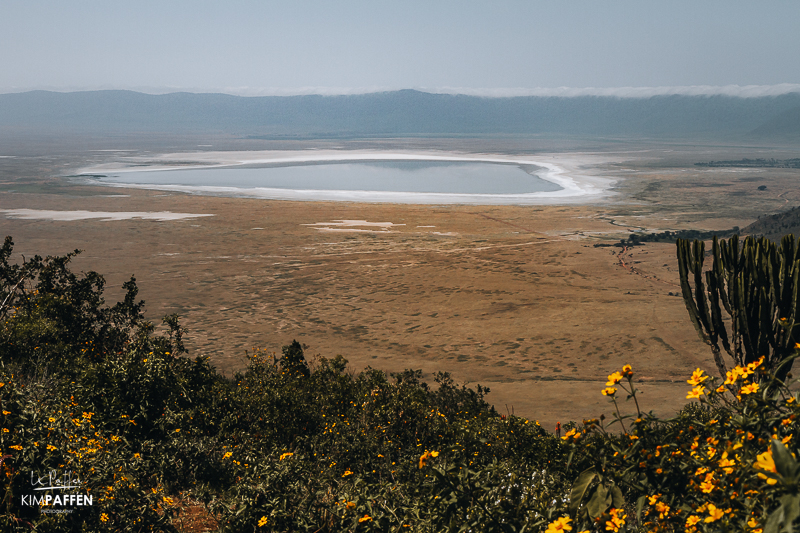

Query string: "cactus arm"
[707, 237, 733, 360]
[691, 240, 715, 336]
[677, 238, 728, 378]
[677, 239, 709, 343]
[714, 236, 733, 315]
[757, 285, 773, 365]
[678, 235, 798, 381]
[706, 270, 732, 366]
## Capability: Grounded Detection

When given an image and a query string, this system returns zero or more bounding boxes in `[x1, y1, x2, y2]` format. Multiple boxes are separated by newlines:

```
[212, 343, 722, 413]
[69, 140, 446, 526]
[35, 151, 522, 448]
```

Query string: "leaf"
[568, 468, 597, 515]
[782, 494, 800, 533]
[765, 494, 800, 533]
[586, 485, 611, 520]
[635, 495, 647, 524]
[610, 485, 624, 509]
[772, 439, 799, 479]
[766, 497, 793, 533]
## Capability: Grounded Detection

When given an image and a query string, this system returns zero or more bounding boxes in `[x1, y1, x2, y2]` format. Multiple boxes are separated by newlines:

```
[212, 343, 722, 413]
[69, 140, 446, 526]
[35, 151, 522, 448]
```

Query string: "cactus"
[677, 235, 800, 381]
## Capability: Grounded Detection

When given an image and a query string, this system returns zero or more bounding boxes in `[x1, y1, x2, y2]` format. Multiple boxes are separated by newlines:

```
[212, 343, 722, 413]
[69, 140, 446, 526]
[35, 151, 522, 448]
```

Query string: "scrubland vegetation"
[2, 234, 800, 532]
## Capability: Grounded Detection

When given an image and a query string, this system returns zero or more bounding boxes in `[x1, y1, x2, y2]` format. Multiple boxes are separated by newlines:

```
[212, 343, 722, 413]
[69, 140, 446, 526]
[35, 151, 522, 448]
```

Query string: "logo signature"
[31, 470, 82, 491]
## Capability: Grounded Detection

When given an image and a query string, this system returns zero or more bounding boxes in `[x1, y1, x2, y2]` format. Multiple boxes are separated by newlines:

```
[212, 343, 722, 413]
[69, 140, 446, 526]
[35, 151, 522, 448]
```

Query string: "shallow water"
[91, 160, 562, 195]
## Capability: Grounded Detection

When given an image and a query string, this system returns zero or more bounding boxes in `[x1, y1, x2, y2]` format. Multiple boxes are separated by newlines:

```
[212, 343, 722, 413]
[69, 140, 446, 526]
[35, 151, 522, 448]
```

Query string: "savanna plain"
[2, 135, 799, 429]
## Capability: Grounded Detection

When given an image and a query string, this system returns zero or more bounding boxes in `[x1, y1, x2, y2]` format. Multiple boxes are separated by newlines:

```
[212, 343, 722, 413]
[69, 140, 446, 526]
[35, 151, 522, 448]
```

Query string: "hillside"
[2, 89, 800, 140]
[750, 105, 800, 138]
[742, 205, 800, 240]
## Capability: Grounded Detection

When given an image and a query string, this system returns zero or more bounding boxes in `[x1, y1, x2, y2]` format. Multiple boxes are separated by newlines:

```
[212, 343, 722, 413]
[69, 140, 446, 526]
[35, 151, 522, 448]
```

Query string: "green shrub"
[5, 235, 800, 532]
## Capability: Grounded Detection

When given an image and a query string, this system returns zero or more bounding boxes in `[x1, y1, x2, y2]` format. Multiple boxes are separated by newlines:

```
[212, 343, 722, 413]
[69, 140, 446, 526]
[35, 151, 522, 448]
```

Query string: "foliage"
[3, 236, 800, 532]
[0, 238, 567, 531]
[564, 353, 800, 533]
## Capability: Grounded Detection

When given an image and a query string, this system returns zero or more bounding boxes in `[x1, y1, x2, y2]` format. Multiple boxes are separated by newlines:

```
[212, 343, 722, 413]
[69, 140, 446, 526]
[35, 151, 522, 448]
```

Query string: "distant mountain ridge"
[1, 89, 799, 140]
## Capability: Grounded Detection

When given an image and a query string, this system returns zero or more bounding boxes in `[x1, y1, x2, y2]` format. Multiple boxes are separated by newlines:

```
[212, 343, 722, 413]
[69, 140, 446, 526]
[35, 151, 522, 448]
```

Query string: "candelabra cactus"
[677, 234, 800, 381]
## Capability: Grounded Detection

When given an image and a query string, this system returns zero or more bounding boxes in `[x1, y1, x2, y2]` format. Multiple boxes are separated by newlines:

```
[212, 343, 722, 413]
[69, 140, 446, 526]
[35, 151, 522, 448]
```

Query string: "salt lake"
[82, 159, 568, 204]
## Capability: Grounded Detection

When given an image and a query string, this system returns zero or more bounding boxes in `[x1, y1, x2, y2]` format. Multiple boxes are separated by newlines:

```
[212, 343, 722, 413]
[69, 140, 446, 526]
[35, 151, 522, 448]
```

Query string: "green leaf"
[587, 485, 611, 520]
[635, 495, 647, 524]
[772, 439, 799, 479]
[782, 494, 800, 533]
[568, 469, 597, 515]
[765, 494, 800, 533]
[610, 486, 624, 509]
[764, 506, 783, 533]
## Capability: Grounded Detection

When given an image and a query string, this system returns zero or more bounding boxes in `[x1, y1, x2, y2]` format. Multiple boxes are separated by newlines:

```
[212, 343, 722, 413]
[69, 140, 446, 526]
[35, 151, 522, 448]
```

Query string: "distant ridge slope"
[2, 89, 800, 139]
[741, 207, 800, 241]
[750, 106, 800, 139]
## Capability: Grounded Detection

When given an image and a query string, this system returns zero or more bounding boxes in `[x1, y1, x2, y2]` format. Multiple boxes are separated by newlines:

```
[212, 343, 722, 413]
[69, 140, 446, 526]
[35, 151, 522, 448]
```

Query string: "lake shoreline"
[77, 149, 618, 205]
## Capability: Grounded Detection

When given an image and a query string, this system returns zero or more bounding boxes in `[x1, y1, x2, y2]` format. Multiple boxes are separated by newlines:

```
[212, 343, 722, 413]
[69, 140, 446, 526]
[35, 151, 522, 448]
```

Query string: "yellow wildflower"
[545, 516, 572, 532]
[605, 508, 626, 532]
[725, 364, 755, 384]
[359, 515, 372, 523]
[754, 449, 778, 485]
[740, 383, 760, 395]
[100, 513, 109, 522]
[687, 386, 706, 399]
[700, 472, 717, 493]
[419, 450, 439, 469]
[687, 368, 708, 385]
[561, 428, 581, 441]
[602, 387, 617, 396]
[258, 516, 268, 527]
[705, 504, 724, 522]
[686, 515, 701, 527]
[343, 469, 353, 477]
[606, 372, 623, 386]
[718, 452, 736, 474]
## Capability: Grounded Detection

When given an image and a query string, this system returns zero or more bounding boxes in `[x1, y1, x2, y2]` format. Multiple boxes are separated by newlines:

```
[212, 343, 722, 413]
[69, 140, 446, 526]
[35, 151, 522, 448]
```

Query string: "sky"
[2, 0, 800, 96]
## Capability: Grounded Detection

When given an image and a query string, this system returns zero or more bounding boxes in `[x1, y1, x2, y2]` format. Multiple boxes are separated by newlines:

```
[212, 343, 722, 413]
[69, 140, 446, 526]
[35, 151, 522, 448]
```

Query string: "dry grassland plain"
[1, 137, 799, 429]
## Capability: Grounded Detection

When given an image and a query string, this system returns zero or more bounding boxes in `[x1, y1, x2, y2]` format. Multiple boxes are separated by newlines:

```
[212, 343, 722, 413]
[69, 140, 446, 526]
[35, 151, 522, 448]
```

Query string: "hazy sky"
[3, 0, 799, 95]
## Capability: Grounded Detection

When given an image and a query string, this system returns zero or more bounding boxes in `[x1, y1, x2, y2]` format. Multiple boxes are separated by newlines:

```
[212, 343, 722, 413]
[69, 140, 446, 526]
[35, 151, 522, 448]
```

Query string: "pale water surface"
[88, 160, 561, 196]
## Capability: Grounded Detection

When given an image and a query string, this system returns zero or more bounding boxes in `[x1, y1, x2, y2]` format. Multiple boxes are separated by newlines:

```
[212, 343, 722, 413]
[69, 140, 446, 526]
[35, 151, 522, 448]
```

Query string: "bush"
[3, 236, 800, 532]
